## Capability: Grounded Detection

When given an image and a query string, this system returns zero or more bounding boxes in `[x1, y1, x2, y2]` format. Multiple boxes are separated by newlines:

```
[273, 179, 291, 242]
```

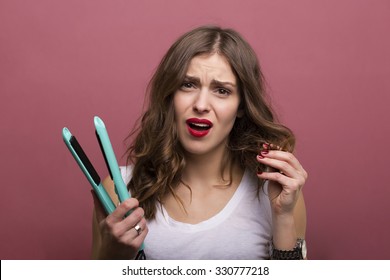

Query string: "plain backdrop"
[1, 0, 389, 260]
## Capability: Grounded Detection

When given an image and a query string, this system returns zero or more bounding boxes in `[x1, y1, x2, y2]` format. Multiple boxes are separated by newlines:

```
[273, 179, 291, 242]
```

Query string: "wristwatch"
[269, 238, 307, 260]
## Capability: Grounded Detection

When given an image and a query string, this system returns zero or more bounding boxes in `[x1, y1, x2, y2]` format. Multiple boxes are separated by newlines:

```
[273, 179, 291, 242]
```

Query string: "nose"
[192, 88, 210, 114]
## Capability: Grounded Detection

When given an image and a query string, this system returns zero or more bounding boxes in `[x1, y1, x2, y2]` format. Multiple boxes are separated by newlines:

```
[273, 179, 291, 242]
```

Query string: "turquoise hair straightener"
[62, 116, 145, 256]
[94, 116, 130, 204]
[62, 125, 116, 214]
[62, 116, 130, 210]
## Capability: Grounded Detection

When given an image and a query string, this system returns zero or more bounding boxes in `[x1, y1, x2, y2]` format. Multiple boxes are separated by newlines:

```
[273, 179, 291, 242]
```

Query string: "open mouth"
[188, 122, 211, 131]
[186, 118, 213, 137]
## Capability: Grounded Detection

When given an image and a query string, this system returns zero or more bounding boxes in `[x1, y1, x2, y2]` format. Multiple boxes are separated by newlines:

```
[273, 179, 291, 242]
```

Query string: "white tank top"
[120, 166, 272, 259]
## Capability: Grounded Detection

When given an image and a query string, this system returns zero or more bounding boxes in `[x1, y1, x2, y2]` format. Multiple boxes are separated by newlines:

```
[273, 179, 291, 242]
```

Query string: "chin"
[181, 143, 210, 156]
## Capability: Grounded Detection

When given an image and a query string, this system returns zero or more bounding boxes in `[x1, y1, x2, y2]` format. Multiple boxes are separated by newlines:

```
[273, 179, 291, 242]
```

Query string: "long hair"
[126, 26, 295, 219]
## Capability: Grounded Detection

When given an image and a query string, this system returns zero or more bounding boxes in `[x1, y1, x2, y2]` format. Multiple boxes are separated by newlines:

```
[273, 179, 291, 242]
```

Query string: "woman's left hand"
[256, 147, 308, 215]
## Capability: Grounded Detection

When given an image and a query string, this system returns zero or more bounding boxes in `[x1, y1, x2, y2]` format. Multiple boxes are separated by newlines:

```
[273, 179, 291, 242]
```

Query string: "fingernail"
[262, 143, 270, 149]
[261, 150, 269, 155]
[257, 154, 264, 160]
[257, 171, 263, 175]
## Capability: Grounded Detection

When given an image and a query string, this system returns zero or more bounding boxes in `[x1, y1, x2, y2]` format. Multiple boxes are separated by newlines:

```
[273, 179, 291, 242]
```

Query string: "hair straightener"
[62, 125, 116, 214]
[62, 116, 145, 255]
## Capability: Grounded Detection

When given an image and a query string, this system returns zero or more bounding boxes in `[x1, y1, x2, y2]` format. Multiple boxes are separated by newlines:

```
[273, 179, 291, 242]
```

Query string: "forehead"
[186, 53, 236, 82]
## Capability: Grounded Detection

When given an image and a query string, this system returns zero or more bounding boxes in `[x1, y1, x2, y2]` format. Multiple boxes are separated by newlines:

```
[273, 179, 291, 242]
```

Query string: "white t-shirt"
[120, 166, 272, 259]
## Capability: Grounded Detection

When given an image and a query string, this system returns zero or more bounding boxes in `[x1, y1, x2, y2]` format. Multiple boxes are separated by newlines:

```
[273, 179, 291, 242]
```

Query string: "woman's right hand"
[92, 191, 148, 259]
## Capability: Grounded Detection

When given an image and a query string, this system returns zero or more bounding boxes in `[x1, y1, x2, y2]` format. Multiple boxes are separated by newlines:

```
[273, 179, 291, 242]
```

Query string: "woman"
[91, 26, 307, 260]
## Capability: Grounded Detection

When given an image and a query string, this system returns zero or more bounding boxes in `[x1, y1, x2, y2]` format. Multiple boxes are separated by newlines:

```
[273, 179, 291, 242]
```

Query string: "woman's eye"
[181, 82, 194, 89]
[217, 88, 231, 95]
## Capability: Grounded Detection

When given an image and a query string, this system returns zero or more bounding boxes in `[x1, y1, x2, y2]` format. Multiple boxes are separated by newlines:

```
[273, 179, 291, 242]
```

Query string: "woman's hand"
[92, 192, 148, 259]
[256, 145, 308, 216]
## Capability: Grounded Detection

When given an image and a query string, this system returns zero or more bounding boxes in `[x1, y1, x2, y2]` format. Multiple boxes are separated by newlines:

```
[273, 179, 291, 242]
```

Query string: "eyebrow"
[184, 75, 237, 88]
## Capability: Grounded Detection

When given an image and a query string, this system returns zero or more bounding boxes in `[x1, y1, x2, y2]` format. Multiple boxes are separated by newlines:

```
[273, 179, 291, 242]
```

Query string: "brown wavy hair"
[126, 26, 295, 219]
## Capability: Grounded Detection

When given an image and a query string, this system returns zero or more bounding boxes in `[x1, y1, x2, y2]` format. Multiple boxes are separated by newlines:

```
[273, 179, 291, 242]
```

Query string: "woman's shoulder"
[119, 165, 133, 184]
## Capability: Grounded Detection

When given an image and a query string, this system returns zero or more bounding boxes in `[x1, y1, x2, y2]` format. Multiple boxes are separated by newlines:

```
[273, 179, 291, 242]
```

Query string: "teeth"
[191, 123, 210, 128]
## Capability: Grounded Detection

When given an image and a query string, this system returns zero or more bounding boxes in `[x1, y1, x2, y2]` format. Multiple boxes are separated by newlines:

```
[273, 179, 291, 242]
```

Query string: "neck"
[182, 146, 234, 186]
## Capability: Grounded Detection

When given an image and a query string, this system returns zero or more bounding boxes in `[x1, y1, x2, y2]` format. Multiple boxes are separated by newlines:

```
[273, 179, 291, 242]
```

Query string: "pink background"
[1, 0, 389, 259]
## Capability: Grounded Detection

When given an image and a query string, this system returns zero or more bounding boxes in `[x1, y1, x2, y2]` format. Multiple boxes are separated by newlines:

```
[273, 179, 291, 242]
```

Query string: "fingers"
[105, 199, 144, 237]
[259, 171, 293, 188]
[257, 149, 307, 181]
[256, 143, 308, 215]
[109, 198, 140, 222]
[256, 145, 308, 195]
[118, 217, 148, 248]
[93, 195, 147, 259]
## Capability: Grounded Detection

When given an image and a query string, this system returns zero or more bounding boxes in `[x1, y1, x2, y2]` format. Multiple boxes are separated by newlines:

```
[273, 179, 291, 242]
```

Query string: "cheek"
[173, 94, 183, 120]
[173, 94, 190, 133]
[214, 102, 240, 125]
[173, 93, 189, 115]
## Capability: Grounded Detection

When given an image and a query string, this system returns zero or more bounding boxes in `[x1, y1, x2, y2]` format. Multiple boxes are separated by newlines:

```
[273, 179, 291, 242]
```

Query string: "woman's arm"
[271, 193, 306, 250]
[256, 148, 308, 257]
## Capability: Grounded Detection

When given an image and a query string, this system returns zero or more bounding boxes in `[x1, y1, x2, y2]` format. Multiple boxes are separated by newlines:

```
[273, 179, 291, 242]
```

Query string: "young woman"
[91, 26, 307, 260]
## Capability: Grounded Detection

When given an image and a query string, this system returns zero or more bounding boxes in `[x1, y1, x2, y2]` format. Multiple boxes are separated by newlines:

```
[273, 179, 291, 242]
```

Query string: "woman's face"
[173, 53, 241, 157]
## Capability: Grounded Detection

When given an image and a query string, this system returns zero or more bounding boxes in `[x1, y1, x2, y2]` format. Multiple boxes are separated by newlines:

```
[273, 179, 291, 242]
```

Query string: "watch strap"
[270, 238, 305, 260]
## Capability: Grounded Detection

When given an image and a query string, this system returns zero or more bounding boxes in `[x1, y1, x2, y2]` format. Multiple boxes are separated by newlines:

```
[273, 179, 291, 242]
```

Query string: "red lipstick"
[186, 118, 213, 138]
